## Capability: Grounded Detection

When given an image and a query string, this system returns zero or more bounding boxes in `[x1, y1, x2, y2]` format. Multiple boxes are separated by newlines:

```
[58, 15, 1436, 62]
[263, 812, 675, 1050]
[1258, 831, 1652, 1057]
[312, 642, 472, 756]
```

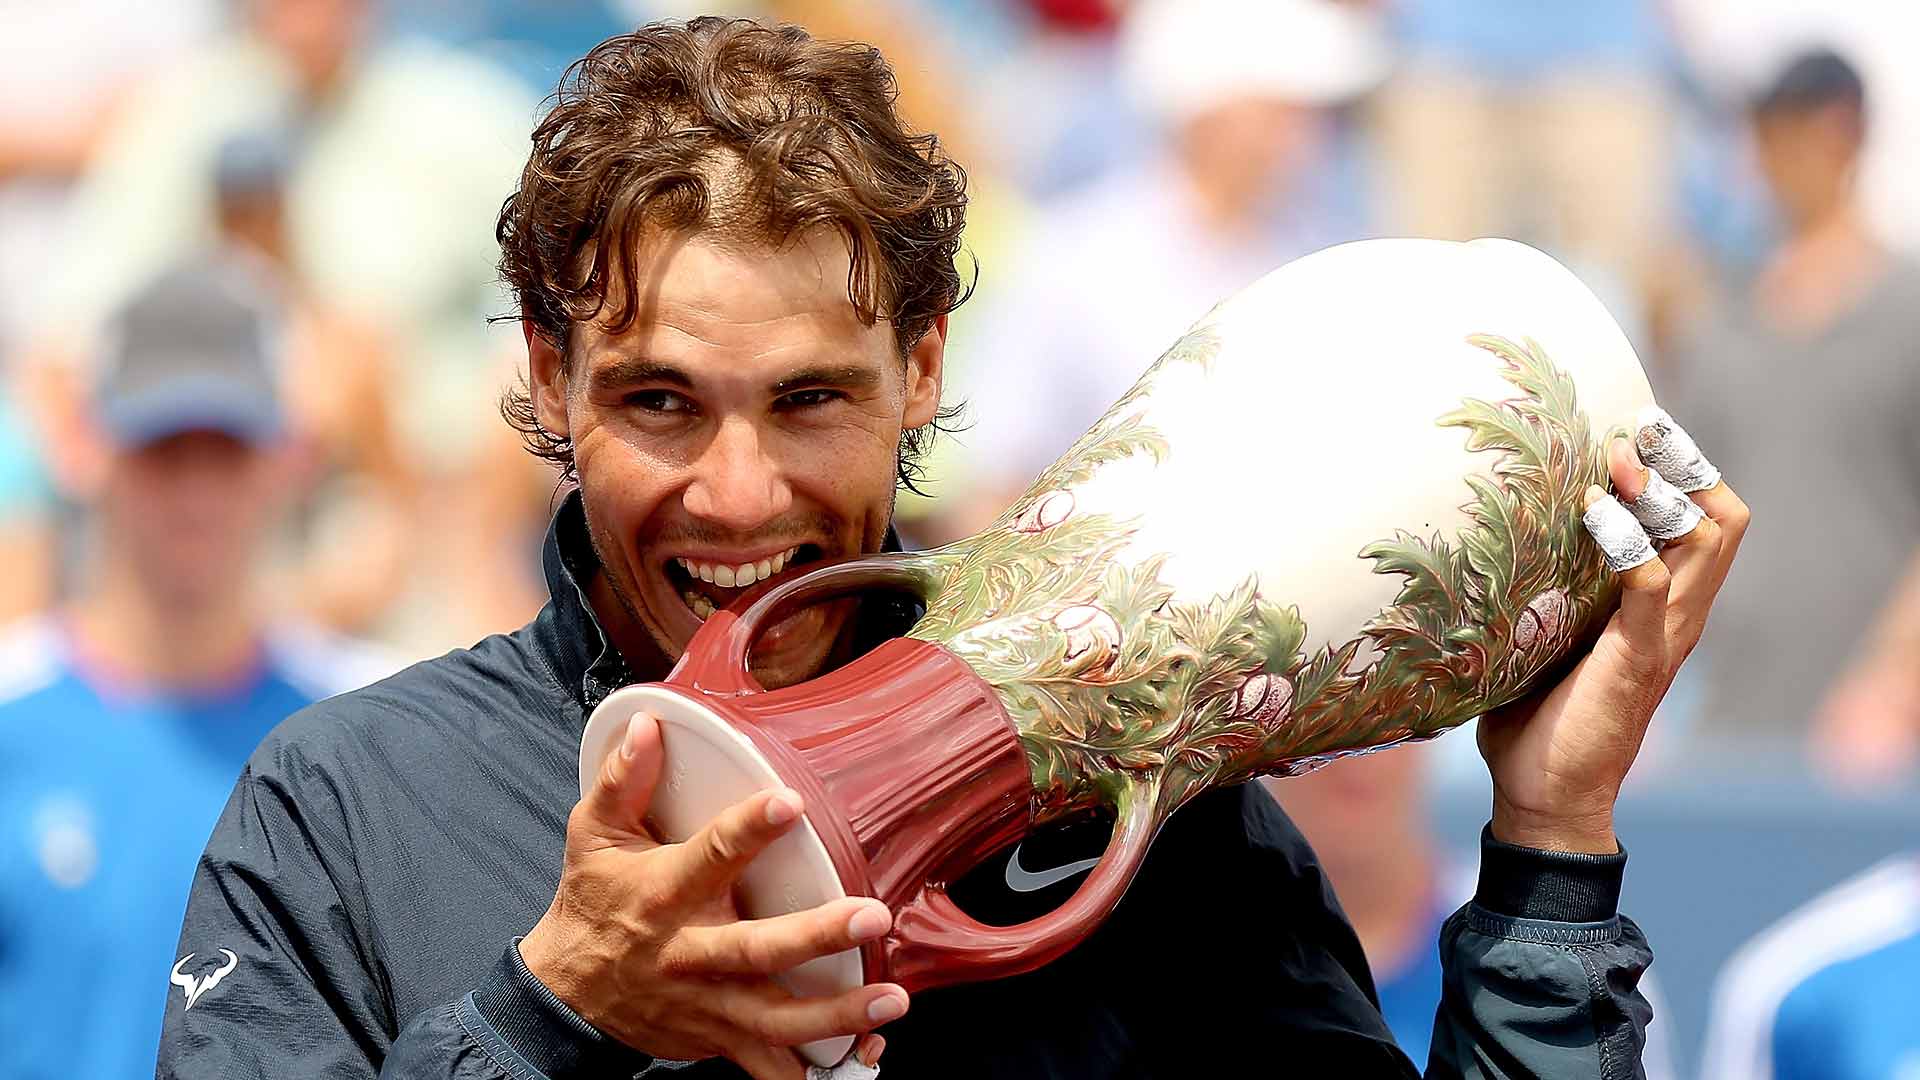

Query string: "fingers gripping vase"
[578, 238, 1657, 1063]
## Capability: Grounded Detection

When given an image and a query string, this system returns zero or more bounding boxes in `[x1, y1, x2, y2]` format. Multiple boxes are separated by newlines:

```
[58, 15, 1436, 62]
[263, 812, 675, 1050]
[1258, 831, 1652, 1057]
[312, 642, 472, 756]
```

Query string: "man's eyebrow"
[771, 365, 882, 395]
[587, 356, 694, 392]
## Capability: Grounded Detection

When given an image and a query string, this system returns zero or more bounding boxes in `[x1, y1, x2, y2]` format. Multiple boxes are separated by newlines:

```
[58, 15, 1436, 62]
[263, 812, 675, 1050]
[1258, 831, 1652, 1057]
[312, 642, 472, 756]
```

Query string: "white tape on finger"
[1635, 407, 1721, 493]
[1626, 469, 1706, 541]
[808, 1059, 880, 1080]
[1583, 497, 1658, 572]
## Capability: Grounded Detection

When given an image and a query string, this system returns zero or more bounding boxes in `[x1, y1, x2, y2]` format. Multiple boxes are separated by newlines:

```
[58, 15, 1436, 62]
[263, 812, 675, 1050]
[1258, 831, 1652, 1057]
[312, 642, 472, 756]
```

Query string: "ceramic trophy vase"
[578, 237, 1657, 1065]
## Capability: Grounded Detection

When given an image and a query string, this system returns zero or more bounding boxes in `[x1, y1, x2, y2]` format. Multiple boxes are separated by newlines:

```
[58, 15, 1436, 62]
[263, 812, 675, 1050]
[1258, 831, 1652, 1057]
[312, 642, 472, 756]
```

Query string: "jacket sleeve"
[156, 739, 655, 1079]
[1424, 827, 1654, 1080]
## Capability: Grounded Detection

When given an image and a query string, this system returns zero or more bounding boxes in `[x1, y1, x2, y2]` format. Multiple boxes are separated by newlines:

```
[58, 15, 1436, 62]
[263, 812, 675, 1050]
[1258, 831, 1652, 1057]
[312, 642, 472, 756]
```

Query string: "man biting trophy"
[159, 15, 1748, 1080]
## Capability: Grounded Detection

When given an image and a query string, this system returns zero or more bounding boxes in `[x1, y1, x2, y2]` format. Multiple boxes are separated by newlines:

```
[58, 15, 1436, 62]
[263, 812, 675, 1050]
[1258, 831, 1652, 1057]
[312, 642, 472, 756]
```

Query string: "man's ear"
[524, 319, 571, 439]
[902, 314, 947, 429]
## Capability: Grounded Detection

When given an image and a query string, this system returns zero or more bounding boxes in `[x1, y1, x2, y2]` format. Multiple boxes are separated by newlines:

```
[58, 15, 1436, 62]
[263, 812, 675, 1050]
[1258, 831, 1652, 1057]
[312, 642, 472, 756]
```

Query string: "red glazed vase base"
[578, 684, 858, 1069]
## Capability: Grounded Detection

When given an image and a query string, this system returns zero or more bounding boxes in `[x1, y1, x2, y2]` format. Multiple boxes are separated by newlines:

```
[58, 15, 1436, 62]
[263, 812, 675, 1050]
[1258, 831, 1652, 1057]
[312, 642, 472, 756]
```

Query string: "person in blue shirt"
[1268, 742, 1680, 1078]
[1701, 853, 1920, 1080]
[0, 256, 391, 1080]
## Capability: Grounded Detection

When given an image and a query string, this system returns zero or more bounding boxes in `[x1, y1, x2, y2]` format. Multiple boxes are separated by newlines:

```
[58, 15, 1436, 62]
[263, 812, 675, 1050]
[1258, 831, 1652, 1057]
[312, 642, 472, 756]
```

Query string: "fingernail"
[867, 991, 907, 1024]
[862, 1036, 886, 1066]
[620, 714, 645, 760]
[764, 789, 801, 826]
[848, 904, 890, 942]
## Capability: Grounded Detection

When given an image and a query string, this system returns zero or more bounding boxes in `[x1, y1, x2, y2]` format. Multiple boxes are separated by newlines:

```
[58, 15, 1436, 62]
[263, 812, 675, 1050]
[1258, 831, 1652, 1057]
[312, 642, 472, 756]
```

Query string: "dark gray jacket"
[157, 493, 1653, 1078]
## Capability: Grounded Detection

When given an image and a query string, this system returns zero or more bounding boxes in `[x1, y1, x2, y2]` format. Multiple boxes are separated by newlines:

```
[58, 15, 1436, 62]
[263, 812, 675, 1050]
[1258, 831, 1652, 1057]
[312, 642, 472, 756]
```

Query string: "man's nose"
[681, 417, 793, 531]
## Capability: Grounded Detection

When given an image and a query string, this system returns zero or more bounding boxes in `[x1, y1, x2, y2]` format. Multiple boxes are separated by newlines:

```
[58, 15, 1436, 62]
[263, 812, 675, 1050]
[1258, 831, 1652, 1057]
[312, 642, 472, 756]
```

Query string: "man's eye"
[627, 390, 693, 414]
[781, 389, 842, 409]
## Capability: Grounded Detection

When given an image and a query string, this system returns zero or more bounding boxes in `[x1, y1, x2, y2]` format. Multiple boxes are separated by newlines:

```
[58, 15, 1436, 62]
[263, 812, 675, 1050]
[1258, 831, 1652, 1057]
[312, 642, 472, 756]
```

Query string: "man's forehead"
[591, 230, 871, 337]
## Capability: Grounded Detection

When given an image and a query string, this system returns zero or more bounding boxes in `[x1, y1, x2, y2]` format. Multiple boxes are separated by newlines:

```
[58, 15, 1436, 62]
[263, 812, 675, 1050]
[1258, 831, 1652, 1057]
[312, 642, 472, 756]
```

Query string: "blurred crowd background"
[2, 0, 1918, 1076]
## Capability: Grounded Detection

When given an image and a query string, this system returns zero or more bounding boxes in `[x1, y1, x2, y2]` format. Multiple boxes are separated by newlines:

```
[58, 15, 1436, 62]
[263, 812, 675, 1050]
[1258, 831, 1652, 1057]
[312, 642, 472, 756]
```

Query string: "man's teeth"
[677, 547, 801, 590]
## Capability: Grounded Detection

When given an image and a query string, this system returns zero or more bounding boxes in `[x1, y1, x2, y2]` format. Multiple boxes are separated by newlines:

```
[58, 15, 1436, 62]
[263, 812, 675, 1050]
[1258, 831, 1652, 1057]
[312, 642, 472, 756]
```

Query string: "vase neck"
[727, 638, 1034, 908]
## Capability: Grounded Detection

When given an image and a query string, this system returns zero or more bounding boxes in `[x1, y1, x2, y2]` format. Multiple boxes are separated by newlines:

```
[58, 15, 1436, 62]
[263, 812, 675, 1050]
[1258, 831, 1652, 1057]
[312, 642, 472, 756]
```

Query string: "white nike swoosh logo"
[1004, 843, 1101, 893]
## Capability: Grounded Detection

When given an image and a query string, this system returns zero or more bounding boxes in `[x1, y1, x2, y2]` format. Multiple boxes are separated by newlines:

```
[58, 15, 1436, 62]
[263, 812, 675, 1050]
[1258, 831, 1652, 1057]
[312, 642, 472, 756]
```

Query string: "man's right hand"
[519, 711, 905, 1079]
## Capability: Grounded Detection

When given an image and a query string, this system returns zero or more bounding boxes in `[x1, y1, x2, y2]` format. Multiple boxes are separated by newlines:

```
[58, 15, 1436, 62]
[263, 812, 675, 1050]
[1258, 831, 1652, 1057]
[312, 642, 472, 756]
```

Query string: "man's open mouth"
[664, 544, 825, 620]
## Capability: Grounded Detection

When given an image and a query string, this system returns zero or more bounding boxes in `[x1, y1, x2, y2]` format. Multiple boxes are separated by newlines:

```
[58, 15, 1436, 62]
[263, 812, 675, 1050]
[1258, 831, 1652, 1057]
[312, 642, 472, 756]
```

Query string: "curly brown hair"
[496, 16, 972, 491]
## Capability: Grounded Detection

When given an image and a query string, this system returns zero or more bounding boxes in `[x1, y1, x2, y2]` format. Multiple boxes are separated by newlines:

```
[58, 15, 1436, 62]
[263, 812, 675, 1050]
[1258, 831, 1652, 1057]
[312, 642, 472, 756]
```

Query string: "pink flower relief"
[1052, 604, 1121, 673]
[1513, 587, 1571, 650]
[1229, 672, 1294, 726]
[1011, 490, 1075, 533]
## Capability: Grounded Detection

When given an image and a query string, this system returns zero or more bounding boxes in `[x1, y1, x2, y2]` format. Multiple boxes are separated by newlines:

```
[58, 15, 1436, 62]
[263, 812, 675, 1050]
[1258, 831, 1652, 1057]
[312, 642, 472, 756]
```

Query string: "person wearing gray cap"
[94, 257, 288, 449]
[0, 256, 391, 1080]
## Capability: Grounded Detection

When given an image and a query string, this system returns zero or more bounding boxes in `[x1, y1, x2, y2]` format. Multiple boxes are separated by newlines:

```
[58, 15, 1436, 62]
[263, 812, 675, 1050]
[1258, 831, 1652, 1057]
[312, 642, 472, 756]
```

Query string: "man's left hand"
[1478, 410, 1749, 854]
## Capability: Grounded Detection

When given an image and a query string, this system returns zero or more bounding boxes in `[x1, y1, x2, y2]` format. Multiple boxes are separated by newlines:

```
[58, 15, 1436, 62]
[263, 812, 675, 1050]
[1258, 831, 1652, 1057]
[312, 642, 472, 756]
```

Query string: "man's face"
[529, 229, 944, 688]
[1178, 97, 1319, 212]
[104, 430, 279, 607]
[1752, 104, 1862, 229]
[1266, 744, 1427, 868]
[253, 0, 369, 94]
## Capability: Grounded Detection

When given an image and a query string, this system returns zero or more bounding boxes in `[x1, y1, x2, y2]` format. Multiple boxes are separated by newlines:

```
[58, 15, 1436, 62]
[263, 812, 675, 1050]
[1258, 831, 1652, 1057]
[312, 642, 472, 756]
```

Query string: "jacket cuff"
[1472, 824, 1626, 923]
[468, 938, 654, 1079]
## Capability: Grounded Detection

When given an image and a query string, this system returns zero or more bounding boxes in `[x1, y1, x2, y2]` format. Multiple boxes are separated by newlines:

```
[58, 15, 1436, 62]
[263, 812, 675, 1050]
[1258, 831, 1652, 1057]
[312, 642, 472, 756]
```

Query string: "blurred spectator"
[44, 0, 529, 405]
[0, 391, 53, 623]
[1267, 747, 1678, 1077]
[1369, 0, 1682, 350]
[209, 130, 419, 636]
[952, 0, 1132, 198]
[33, 0, 546, 655]
[0, 1, 218, 620]
[0, 259, 393, 1078]
[1698, 852, 1920, 1079]
[1667, 50, 1920, 777]
[0, 1, 215, 350]
[1665, 0, 1920, 257]
[954, 0, 1385, 528]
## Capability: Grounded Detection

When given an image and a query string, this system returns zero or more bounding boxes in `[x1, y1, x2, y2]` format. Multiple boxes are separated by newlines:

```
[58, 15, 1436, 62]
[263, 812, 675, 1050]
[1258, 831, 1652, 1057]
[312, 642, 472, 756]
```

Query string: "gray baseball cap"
[95, 257, 287, 448]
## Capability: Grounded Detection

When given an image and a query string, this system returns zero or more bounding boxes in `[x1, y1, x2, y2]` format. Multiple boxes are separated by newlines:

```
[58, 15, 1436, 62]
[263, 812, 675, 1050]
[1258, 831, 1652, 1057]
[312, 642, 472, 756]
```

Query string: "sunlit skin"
[253, 0, 370, 97]
[1176, 97, 1319, 232]
[526, 228, 945, 689]
[1752, 102, 1862, 232]
[63, 428, 284, 693]
[104, 430, 280, 611]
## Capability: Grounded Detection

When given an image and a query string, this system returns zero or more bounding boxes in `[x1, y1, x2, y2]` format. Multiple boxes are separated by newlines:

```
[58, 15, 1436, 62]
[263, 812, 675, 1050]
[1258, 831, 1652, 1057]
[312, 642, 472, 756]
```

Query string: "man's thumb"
[581, 711, 664, 838]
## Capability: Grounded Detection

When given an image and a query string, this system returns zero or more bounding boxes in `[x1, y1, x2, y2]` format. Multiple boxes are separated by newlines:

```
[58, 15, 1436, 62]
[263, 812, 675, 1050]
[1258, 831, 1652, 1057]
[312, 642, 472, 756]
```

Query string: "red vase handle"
[675, 554, 943, 697]
[886, 777, 1161, 990]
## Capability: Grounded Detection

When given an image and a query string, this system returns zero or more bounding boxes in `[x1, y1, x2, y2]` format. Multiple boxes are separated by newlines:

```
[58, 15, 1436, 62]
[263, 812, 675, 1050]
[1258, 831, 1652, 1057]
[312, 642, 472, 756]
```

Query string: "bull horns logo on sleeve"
[171, 949, 239, 1010]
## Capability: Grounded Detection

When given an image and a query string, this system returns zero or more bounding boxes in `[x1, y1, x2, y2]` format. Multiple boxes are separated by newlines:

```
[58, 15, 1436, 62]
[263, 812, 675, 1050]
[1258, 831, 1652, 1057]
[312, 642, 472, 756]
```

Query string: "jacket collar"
[531, 488, 918, 714]
[532, 490, 637, 713]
